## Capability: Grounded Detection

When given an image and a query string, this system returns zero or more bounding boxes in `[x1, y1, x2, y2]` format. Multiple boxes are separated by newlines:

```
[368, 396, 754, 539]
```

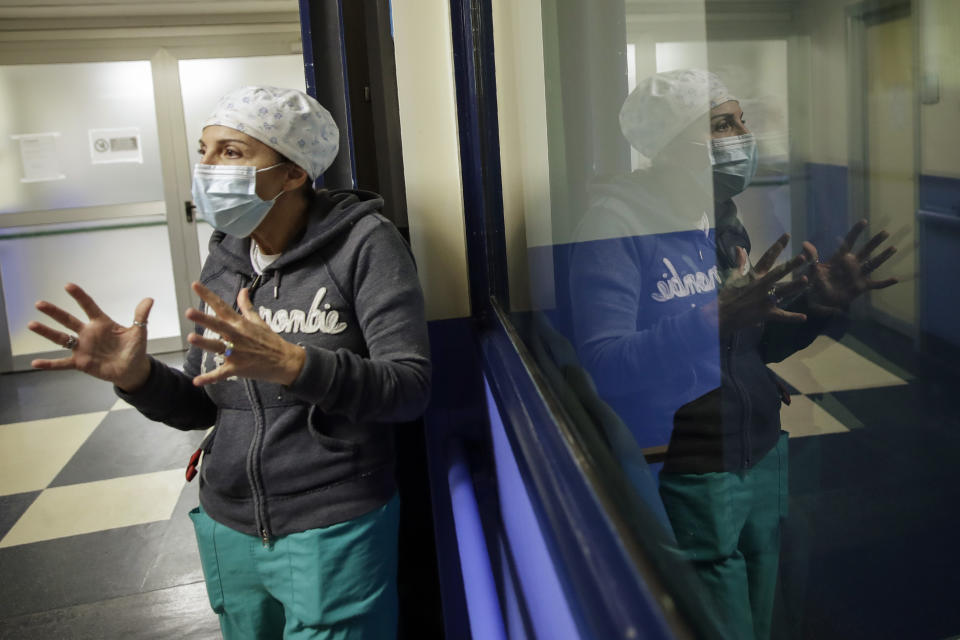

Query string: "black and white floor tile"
[0, 351, 219, 639]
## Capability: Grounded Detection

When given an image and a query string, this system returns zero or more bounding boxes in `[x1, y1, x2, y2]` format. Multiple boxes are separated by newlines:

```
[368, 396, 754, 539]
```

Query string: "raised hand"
[716, 233, 813, 335]
[807, 219, 898, 315]
[185, 282, 305, 387]
[29, 283, 153, 391]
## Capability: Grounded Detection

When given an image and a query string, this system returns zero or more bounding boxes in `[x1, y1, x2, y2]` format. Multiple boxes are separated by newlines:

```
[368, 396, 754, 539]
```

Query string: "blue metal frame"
[448, 0, 509, 316]
[298, 0, 357, 189]
[480, 305, 676, 639]
[448, 0, 681, 636]
[333, 0, 359, 188]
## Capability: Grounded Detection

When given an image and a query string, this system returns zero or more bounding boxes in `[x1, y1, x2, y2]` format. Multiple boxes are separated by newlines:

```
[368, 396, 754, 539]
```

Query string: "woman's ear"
[283, 164, 309, 191]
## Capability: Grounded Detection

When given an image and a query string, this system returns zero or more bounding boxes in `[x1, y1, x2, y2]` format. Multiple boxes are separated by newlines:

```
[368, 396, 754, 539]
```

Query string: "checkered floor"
[770, 333, 912, 438]
[0, 351, 220, 639]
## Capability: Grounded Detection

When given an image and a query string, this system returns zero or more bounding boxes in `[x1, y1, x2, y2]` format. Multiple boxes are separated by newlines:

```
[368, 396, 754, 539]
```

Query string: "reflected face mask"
[710, 133, 758, 201]
[191, 163, 285, 238]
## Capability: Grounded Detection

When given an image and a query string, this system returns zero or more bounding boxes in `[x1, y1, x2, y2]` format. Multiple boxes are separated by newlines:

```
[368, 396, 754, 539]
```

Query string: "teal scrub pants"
[659, 433, 788, 640]
[189, 495, 400, 640]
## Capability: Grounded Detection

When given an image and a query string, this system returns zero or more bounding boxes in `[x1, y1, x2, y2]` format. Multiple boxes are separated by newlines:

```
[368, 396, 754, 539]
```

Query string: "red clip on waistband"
[186, 447, 202, 482]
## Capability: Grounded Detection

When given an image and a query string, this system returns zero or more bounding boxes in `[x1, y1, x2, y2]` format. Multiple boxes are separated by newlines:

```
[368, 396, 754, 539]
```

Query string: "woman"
[569, 69, 895, 639]
[28, 86, 431, 639]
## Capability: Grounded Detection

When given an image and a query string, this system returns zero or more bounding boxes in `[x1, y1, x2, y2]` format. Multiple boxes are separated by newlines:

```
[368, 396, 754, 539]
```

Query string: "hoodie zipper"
[244, 378, 273, 546]
[726, 317, 754, 470]
[712, 228, 754, 470]
[239, 274, 272, 546]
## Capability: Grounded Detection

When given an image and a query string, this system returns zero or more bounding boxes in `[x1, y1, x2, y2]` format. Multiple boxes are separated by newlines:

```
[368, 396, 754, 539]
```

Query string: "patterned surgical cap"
[203, 86, 339, 180]
[620, 69, 737, 162]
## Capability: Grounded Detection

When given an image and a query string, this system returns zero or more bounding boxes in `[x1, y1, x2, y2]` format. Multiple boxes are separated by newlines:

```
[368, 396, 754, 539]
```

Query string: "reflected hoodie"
[117, 189, 431, 540]
[569, 168, 825, 473]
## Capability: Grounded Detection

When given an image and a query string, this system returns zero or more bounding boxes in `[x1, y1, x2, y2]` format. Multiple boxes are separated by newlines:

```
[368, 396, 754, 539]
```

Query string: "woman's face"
[197, 125, 289, 200]
[710, 100, 750, 139]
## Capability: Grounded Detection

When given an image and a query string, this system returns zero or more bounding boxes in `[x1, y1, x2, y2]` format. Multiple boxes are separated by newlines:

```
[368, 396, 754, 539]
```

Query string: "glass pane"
[1, 223, 181, 356]
[493, 0, 960, 637]
[177, 55, 306, 264]
[0, 61, 164, 214]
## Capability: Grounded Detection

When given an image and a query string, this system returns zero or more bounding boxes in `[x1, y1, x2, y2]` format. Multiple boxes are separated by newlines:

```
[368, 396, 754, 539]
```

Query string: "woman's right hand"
[716, 233, 813, 336]
[29, 283, 154, 392]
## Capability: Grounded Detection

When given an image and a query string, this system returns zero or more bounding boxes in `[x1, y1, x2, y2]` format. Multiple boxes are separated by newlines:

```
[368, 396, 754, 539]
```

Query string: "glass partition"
[492, 0, 960, 637]
[0, 61, 164, 214]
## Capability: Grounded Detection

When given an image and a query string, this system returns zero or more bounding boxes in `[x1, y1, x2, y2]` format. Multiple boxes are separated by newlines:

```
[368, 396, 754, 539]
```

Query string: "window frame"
[449, 0, 698, 637]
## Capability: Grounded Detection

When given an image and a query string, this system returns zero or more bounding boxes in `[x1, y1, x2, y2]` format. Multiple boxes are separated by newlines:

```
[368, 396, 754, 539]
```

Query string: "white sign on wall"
[11, 132, 66, 183]
[89, 127, 143, 164]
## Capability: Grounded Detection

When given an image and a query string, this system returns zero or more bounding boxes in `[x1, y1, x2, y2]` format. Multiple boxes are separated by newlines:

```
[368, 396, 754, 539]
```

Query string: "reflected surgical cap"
[203, 86, 339, 180]
[619, 69, 737, 161]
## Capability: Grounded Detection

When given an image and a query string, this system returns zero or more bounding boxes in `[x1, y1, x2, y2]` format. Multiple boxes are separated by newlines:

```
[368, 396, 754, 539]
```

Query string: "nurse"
[570, 69, 896, 639]
[29, 86, 431, 639]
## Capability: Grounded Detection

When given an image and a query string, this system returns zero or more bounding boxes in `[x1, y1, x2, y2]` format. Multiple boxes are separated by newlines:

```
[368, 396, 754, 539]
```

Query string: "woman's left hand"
[806, 219, 899, 315]
[185, 282, 305, 387]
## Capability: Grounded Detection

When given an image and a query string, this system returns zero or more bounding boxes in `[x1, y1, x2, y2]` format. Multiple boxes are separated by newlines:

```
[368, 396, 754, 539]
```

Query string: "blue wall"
[805, 162, 851, 258]
[918, 174, 960, 349]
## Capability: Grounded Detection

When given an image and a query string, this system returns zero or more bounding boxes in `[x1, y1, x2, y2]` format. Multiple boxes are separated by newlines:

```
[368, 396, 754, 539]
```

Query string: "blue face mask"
[191, 163, 286, 238]
[710, 133, 758, 202]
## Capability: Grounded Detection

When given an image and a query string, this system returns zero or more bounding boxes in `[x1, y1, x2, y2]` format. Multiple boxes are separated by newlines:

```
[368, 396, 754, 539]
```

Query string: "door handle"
[184, 200, 197, 223]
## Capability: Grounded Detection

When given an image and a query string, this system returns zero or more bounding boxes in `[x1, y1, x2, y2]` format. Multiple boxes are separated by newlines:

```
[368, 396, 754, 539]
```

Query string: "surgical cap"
[203, 86, 339, 180]
[619, 69, 737, 161]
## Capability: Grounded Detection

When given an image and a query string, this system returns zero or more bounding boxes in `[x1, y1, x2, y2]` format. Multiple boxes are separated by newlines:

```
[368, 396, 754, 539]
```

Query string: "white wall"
[492, 0, 552, 312]
[392, 0, 471, 321]
[919, 0, 960, 178]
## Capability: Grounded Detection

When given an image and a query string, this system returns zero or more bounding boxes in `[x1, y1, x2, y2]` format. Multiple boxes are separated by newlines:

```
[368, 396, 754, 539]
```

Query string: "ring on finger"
[861, 258, 875, 274]
[64, 335, 79, 350]
[766, 288, 779, 304]
[132, 320, 147, 328]
[222, 340, 234, 358]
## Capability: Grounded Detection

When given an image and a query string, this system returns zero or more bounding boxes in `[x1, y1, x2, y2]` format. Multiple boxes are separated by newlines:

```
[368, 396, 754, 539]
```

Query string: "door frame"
[151, 39, 307, 345]
[846, 0, 920, 341]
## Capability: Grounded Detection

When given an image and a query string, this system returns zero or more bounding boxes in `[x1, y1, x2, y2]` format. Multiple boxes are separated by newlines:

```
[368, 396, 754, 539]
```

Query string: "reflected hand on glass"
[29, 283, 154, 392]
[806, 219, 898, 315]
[716, 233, 812, 335]
[185, 282, 305, 387]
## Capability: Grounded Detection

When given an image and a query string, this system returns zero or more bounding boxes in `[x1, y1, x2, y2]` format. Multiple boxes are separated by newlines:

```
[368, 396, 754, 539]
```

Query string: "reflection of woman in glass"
[28, 86, 431, 639]
[569, 70, 895, 639]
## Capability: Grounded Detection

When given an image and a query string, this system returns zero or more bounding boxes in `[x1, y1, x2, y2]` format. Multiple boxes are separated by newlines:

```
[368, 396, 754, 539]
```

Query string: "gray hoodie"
[117, 189, 431, 541]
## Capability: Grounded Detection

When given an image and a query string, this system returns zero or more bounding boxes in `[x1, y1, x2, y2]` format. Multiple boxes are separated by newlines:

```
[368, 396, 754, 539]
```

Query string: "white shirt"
[250, 241, 281, 275]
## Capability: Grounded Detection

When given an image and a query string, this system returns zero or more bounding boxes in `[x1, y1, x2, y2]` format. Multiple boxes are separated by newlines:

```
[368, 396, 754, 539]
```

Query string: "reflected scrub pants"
[659, 433, 788, 640]
[189, 495, 399, 640]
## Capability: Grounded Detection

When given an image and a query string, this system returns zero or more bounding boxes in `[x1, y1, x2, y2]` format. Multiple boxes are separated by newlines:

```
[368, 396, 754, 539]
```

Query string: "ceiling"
[0, 0, 300, 31]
